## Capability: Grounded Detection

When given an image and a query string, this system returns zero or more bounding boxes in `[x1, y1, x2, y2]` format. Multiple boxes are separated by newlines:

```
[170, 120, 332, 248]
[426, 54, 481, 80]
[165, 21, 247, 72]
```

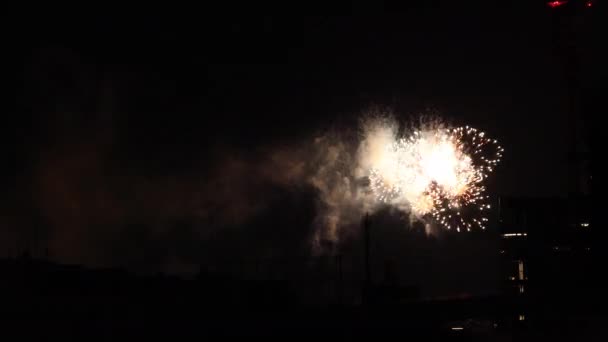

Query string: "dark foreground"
[2, 255, 606, 339]
[4, 290, 607, 339]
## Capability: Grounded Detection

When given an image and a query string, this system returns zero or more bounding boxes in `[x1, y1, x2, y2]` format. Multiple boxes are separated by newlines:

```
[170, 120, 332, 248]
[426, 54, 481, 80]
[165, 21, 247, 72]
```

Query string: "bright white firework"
[368, 125, 503, 231]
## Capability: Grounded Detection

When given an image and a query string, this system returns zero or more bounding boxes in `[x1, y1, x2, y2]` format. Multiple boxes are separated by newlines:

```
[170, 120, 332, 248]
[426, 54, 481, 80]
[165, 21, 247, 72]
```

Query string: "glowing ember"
[547, 1, 567, 8]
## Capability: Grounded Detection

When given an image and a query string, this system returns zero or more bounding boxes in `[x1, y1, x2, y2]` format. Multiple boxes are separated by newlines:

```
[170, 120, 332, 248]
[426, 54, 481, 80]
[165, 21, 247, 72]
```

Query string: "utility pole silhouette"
[335, 254, 343, 305]
[363, 213, 371, 305]
[548, 1, 591, 197]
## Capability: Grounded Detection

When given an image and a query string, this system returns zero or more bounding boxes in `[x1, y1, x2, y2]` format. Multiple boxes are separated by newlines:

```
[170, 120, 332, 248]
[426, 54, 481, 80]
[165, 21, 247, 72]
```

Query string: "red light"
[547, 0, 567, 8]
[586, 1, 593, 7]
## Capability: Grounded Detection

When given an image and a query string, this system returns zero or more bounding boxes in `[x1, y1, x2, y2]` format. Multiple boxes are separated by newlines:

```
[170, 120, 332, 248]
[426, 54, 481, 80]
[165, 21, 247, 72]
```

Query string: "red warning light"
[547, 0, 567, 8]
[586, 1, 593, 7]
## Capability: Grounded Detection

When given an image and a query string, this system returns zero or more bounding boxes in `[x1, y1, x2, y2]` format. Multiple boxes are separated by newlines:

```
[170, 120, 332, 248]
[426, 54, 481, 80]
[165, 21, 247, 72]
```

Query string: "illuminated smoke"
[303, 113, 503, 250]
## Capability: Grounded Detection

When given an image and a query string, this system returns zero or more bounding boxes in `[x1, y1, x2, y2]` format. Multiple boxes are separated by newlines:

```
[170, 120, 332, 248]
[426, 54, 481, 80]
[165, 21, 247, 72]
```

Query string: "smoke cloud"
[15, 107, 419, 269]
[4, 47, 499, 286]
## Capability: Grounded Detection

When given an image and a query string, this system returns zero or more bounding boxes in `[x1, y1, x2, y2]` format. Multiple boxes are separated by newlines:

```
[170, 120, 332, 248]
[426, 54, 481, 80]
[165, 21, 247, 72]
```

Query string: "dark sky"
[1, 2, 599, 294]
[7, 2, 597, 191]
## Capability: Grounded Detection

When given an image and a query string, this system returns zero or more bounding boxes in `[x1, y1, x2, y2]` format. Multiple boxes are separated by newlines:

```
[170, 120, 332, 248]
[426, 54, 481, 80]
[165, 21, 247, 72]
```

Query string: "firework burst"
[368, 125, 503, 231]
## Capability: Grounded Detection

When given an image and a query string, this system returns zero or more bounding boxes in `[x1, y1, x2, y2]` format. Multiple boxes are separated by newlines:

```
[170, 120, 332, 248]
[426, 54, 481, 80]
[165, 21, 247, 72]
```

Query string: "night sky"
[1, 2, 598, 296]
